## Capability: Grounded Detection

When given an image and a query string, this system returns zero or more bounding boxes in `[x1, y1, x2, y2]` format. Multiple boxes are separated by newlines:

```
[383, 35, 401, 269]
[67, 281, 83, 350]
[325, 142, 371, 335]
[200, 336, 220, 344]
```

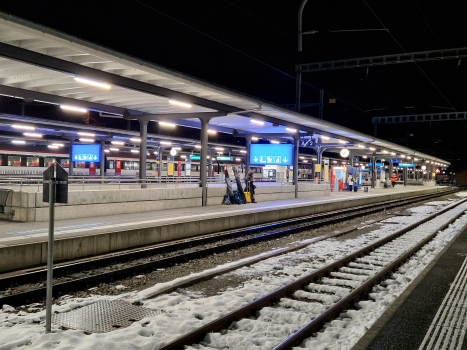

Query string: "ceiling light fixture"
[130, 138, 141, 142]
[169, 100, 192, 108]
[77, 132, 95, 137]
[160, 141, 172, 145]
[321, 136, 329, 140]
[251, 137, 259, 141]
[286, 128, 297, 132]
[52, 143, 64, 147]
[48, 145, 59, 149]
[240, 150, 247, 153]
[338, 140, 347, 144]
[369, 147, 376, 151]
[79, 138, 94, 142]
[207, 129, 217, 134]
[270, 140, 280, 144]
[250, 119, 264, 125]
[61, 105, 87, 113]
[12, 140, 25, 144]
[74, 77, 111, 89]
[215, 147, 224, 150]
[12, 124, 35, 130]
[23, 132, 42, 138]
[111, 141, 125, 145]
[104, 149, 110, 153]
[358, 144, 365, 148]
[131, 149, 139, 153]
[110, 148, 119, 151]
[159, 121, 176, 127]
[195, 145, 201, 149]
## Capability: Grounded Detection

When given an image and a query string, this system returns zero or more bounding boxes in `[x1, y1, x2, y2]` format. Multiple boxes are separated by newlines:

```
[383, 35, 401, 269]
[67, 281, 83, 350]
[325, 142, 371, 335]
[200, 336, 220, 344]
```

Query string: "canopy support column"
[138, 119, 149, 187]
[293, 134, 299, 198]
[245, 136, 251, 177]
[200, 117, 211, 206]
[100, 139, 105, 178]
[371, 156, 376, 188]
[68, 138, 75, 176]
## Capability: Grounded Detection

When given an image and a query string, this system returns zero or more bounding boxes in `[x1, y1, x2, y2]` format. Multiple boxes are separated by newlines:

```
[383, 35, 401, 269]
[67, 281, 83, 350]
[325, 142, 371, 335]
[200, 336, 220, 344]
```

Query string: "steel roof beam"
[297, 47, 467, 73]
[372, 111, 467, 124]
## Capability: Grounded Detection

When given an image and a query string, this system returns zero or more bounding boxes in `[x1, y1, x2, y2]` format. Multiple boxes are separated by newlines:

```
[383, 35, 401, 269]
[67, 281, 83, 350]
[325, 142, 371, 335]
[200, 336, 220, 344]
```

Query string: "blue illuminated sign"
[249, 144, 293, 166]
[368, 163, 384, 167]
[72, 144, 101, 163]
[190, 155, 200, 160]
[399, 163, 414, 167]
[389, 158, 400, 163]
[216, 156, 232, 161]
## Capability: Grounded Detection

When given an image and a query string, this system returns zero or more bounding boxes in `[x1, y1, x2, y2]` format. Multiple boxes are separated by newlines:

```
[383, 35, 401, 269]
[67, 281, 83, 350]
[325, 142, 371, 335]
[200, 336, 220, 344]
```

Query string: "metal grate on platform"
[52, 300, 162, 333]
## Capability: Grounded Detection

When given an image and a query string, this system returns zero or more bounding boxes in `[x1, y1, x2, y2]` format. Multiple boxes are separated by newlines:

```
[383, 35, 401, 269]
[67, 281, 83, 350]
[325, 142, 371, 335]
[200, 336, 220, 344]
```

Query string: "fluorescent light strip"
[61, 105, 87, 113]
[358, 144, 365, 148]
[250, 119, 264, 125]
[111, 141, 125, 145]
[48, 145, 59, 149]
[12, 124, 35, 130]
[130, 138, 141, 142]
[338, 140, 347, 144]
[321, 136, 329, 140]
[369, 147, 376, 151]
[251, 137, 259, 141]
[131, 149, 139, 153]
[77, 132, 95, 137]
[74, 77, 111, 89]
[195, 145, 201, 149]
[270, 140, 280, 144]
[12, 140, 25, 144]
[79, 138, 94, 142]
[236, 158, 241, 161]
[208, 129, 217, 134]
[160, 141, 172, 145]
[174, 147, 182, 150]
[109, 148, 119, 151]
[286, 128, 297, 132]
[104, 149, 110, 153]
[52, 143, 64, 147]
[159, 121, 176, 127]
[169, 100, 192, 108]
[215, 147, 224, 150]
[23, 133, 42, 138]
[240, 150, 247, 153]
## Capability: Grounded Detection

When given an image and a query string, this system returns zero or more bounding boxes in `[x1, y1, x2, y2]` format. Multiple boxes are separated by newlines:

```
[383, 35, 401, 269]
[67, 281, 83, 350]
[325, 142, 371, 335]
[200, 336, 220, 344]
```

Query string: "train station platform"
[352, 210, 467, 350]
[0, 185, 451, 273]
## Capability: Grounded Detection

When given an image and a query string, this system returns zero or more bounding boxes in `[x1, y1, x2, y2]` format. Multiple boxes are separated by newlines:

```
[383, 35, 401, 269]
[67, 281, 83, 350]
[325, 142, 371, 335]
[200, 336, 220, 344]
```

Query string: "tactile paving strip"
[52, 300, 162, 333]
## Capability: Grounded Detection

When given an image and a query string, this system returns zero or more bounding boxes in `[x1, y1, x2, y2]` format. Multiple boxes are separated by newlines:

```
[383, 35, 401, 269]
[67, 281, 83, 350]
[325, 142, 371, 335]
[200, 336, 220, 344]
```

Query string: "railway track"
[159, 197, 467, 350]
[0, 189, 457, 307]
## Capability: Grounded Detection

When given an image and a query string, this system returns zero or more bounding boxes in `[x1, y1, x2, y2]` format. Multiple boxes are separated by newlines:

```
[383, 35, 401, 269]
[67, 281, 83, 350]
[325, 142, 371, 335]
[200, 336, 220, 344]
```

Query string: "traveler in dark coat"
[246, 170, 257, 203]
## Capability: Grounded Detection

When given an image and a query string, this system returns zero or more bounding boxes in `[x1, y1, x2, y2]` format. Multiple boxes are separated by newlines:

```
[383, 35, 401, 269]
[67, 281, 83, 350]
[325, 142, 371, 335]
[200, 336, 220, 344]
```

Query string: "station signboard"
[72, 144, 101, 162]
[190, 155, 200, 160]
[398, 163, 415, 167]
[389, 158, 400, 163]
[249, 144, 293, 166]
[368, 162, 384, 167]
[216, 156, 232, 161]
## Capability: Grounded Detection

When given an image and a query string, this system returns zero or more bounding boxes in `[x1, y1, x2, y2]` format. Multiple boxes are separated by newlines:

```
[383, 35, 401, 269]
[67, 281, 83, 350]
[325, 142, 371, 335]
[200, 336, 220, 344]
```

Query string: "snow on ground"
[0, 199, 462, 350]
[456, 191, 467, 197]
[297, 212, 467, 350]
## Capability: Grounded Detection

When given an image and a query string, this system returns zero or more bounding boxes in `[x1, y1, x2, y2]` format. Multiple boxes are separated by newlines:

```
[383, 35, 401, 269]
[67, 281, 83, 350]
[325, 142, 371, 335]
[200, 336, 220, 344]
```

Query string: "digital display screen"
[398, 163, 415, 167]
[72, 144, 101, 163]
[249, 144, 293, 166]
[216, 156, 232, 161]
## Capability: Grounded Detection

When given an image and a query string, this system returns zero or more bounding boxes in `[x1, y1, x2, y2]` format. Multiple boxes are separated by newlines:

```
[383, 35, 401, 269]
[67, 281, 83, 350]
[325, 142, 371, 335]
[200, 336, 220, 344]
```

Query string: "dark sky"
[0, 1, 466, 165]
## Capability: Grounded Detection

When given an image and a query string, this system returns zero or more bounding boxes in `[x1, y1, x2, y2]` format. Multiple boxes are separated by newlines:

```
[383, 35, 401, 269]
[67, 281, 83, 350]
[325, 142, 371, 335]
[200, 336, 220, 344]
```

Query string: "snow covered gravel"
[0, 197, 465, 350]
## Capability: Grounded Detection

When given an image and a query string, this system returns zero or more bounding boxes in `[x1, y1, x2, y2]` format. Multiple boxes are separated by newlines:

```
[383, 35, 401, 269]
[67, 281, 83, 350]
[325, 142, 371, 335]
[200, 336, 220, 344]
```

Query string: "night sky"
[0, 1, 466, 167]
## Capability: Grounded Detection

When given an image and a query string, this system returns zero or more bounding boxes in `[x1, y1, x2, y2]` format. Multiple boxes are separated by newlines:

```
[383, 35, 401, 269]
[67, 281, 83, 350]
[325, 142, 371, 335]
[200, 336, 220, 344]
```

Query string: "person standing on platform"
[391, 173, 397, 188]
[347, 173, 354, 191]
[246, 170, 257, 203]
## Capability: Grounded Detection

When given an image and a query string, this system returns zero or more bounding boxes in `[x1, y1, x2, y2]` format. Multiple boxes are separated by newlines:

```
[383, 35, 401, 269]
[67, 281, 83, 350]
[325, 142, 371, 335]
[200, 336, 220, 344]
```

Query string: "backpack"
[223, 195, 231, 205]
[233, 190, 244, 205]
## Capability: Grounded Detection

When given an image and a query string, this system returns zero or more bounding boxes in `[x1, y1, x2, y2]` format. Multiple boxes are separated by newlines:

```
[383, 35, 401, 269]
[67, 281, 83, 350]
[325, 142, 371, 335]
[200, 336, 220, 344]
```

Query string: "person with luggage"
[391, 173, 397, 188]
[246, 170, 257, 203]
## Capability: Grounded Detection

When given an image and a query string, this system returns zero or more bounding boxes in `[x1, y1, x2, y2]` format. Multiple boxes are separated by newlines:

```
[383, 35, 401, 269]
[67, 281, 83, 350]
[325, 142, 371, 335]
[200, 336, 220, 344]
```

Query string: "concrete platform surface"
[0, 185, 450, 272]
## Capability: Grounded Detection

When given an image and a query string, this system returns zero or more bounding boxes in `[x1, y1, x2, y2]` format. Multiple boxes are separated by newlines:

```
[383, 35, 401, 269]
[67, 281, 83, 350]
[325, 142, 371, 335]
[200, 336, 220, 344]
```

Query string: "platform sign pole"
[43, 162, 68, 334]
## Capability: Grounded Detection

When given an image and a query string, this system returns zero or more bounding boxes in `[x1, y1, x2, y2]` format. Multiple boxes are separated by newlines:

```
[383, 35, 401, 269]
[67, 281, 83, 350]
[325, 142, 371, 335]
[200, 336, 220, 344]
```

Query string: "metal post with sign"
[43, 162, 68, 333]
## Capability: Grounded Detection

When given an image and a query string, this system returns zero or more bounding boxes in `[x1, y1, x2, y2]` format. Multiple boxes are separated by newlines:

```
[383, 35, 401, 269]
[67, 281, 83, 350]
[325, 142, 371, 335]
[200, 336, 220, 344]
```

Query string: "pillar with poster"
[314, 163, 321, 183]
[167, 157, 174, 177]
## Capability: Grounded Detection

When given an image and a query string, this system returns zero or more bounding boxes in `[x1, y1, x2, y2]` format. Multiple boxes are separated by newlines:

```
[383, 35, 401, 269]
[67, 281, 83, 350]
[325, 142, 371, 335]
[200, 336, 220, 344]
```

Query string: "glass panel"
[8, 156, 21, 166]
[44, 158, 56, 167]
[61, 159, 70, 167]
[27, 157, 40, 167]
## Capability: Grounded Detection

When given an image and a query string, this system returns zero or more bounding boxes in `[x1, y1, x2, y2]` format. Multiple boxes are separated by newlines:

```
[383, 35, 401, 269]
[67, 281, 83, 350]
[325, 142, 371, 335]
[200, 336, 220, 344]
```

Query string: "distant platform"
[0, 185, 451, 273]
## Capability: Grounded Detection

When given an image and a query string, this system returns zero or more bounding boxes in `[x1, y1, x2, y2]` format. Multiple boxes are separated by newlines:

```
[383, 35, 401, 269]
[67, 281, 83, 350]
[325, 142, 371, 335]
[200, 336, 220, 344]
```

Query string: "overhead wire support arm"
[296, 47, 467, 73]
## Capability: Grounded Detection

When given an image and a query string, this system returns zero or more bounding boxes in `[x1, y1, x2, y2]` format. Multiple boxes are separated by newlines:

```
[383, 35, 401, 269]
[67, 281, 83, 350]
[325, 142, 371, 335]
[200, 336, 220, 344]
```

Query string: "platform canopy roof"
[0, 11, 449, 165]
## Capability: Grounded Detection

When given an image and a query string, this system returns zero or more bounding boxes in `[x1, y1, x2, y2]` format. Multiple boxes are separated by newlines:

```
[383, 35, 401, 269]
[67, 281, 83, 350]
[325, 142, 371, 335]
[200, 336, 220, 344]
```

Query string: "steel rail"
[159, 197, 467, 350]
[0, 189, 455, 307]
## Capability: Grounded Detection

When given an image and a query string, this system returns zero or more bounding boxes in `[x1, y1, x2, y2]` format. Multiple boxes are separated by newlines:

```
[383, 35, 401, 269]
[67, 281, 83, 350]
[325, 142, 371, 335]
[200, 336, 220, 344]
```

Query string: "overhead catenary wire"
[363, 0, 457, 112]
[132, 0, 371, 115]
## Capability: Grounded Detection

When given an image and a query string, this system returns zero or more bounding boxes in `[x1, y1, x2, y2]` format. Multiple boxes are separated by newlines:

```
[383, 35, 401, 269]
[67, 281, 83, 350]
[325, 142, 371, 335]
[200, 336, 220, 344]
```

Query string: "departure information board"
[72, 144, 101, 162]
[249, 144, 293, 166]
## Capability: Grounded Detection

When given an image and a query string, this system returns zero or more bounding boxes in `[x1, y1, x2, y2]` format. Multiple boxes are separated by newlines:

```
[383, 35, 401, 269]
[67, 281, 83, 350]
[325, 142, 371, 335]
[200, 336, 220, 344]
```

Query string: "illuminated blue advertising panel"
[72, 144, 101, 162]
[398, 163, 414, 167]
[249, 144, 293, 166]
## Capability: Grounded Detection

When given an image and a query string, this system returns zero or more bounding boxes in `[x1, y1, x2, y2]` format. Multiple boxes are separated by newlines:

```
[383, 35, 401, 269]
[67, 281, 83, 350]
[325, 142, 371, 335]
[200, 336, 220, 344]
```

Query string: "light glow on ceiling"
[61, 105, 87, 113]
[250, 119, 265, 125]
[159, 122, 176, 127]
[12, 124, 35, 130]
[169, 100, 192, 108]
[74, 77, 111, 89]
[23, 133, 42, 138]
